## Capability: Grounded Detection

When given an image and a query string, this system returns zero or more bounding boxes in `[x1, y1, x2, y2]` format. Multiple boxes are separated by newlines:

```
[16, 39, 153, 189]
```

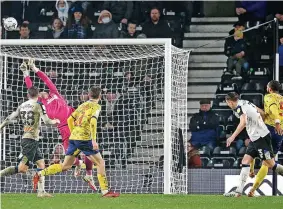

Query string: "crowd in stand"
[188, 1, 283, 168]
[2, 1, 283, 169]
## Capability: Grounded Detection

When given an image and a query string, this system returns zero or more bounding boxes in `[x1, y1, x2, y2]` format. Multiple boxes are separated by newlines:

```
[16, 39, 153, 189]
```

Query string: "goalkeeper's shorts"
[66, 140, 99, 157]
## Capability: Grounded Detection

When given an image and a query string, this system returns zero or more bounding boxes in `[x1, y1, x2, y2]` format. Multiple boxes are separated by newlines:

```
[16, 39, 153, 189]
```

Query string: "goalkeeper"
[20, 59, 96, 191]
[33, 86, 120, 198]
[248, 80, 283, 197]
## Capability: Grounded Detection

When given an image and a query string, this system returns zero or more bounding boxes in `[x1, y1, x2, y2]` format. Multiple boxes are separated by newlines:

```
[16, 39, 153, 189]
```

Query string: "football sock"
[273, 163, 283, 176]
[251, 165, 268, 192]
[85, 157, 93, 176]
[236, 164, 250, 194]
[40, 164, 62, 176]
[0, 166, 18, 177]
[37, 176, 45, 193]
[97, 174, 109, 194]
[250, 159, 255, 174]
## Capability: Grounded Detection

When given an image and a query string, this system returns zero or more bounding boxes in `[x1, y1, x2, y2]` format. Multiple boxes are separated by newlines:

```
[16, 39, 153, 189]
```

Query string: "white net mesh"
[0, 41, 189, 194]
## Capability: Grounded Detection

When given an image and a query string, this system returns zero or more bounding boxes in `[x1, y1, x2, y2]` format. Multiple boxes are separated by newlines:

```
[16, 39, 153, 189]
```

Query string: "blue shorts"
[66, 140, 99, 157]
[266, 125, 283, 154]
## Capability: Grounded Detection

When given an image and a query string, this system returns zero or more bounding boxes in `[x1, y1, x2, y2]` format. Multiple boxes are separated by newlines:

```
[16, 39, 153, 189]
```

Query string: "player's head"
[225, 92, 239, 109]
[267, 80, 281, 93]
[89, 86, 101, 100]
[28, 86, 39, 99]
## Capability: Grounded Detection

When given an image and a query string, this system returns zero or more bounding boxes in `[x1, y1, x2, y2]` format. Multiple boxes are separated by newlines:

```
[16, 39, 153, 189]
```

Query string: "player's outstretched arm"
[28, 59, 59, 93]
[19, 61, 33, 89]
[0, 107, 20, 130]
[227, 114, 246, 147]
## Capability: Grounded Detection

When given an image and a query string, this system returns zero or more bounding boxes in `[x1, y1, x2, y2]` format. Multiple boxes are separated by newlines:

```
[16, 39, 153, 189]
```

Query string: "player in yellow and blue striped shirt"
[248, 80, 283, 197]
[33, 86, 120, 197]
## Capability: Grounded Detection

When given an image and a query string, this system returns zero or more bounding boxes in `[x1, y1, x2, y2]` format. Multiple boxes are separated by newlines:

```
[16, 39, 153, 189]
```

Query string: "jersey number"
[20, 111, 35, 126]
[74, 113, 85, 126]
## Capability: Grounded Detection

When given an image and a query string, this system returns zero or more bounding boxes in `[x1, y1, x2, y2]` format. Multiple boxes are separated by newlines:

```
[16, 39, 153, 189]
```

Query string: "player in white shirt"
[223, 92, 283, 197]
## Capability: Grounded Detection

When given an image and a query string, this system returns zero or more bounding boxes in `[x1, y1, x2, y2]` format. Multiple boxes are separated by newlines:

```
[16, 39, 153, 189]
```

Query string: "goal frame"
[0, 38, 175, 194]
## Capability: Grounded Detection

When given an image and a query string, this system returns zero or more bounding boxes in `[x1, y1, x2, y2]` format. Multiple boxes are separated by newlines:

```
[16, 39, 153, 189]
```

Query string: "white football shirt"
[234, 100, 269, 141]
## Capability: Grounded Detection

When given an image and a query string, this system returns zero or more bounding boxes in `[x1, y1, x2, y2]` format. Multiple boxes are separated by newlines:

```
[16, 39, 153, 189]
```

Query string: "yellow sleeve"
[90, 117, 97, 141]
[68, 109, 79, 132]
[90, 106, 101, 141]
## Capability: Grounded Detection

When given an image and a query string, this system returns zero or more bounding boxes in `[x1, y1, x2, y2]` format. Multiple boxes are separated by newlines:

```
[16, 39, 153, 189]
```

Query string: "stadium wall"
[2, 169, 282, 195]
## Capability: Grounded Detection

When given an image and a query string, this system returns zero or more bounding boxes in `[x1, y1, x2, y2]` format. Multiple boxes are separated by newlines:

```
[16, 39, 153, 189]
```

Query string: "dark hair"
[20, 22, 30, 30]
[67, 9, 89, 28]
[268, 80, 281, 92]
[128, 21, 137, 26]
[225, 92, 239, 102]
[89, 86, 101, 99]
[150, 7, 160, 14]
[28, 86, 39, 98]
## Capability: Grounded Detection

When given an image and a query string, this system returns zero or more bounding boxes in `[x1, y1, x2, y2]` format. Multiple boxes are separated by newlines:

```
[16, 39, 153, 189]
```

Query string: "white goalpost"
[0, 39, 189, 194]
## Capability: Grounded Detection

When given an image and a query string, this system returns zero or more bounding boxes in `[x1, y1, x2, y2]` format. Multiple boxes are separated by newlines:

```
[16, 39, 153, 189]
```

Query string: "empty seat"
[238, 147, 247, 157]
[199, 146, 211, 157]
[212, 147, 237, 158]
[212, 109, 233, 126]
[241, 82, 264, 93]
[240, 93, 263, 108]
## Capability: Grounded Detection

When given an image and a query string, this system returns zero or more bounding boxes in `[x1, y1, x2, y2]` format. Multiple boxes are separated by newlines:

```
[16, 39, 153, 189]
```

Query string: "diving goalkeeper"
[20, 59, 96, 191]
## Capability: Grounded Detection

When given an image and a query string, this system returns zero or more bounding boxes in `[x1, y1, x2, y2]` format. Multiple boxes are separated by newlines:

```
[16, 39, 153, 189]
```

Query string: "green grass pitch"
[1, 194, 283, 209]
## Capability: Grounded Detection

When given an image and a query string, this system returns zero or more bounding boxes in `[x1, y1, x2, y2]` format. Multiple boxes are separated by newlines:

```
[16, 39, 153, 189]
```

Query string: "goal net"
[0, 39, 189, 194]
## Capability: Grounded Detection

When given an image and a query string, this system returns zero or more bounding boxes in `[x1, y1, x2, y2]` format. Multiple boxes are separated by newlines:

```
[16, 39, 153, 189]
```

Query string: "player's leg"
[0, 156, 29, 177]
[36, 159, 53, 198]
[80, 140, 119, 197]
[249, 159, 255, 178]
[224, 141, 257, 197]
[83, 155, 97, 191]
[87, 153, 119, 197]
[33, 140, 78, 189]
[249, 129, 281, 196]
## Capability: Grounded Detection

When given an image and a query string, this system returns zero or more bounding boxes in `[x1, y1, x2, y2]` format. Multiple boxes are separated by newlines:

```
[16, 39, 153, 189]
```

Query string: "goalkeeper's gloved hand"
[19, 62, 30, 77]
[27, 58, 39, 73]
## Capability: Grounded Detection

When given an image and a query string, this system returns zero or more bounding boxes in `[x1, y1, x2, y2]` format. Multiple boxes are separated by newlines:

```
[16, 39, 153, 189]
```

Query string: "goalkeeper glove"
[27, 58, 39, 73]
[19, 62, 30, 77]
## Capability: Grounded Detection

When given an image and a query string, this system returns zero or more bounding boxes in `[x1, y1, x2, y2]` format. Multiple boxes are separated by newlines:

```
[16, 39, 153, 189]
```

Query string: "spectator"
[63, 5, 91, 39]
[120, 21, 139, 38]
[103, 1, 133, 25]
[189, 99, 219, 151]
[235, 1, 267, 23]
[268, 1, 283, 22]
[142, 7, 172, 38]
[224, 30, 248, 79]
[19, 22, 32, 39]
[46, 18, 64, 39]
[131, 1, 164, 25]
[93, 10, 120, 39]
[55, 0, 69, 26]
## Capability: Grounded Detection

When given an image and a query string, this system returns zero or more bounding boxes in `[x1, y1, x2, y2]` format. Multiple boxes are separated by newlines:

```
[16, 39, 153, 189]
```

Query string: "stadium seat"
[233, 158, 242, 168]
[199, 145, 211, 157]
[241, 82, 264, 94]
[200, 157, 210, 168]
[211, 109, 233, 126]
[212, 147, 237, 158]
[238, 147, 247, 157]
[212, 94, 229, 109]
[240, 93, 263, 108]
